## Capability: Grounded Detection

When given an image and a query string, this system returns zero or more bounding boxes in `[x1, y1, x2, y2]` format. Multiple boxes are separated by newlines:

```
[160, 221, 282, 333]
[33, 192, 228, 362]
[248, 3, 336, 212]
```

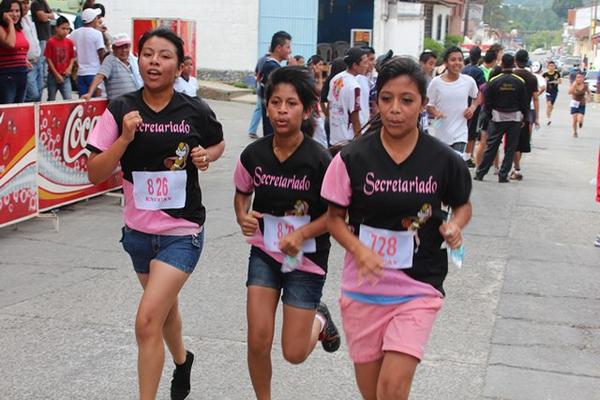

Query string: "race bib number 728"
[359, 224, 414, 269]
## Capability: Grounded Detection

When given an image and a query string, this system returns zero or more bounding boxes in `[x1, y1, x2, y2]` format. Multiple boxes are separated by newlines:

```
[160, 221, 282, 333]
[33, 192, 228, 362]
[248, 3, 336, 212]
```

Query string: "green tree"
[444, 34, 463, 49]
[551, 0, 584, 19]
[526, 30, 563, 49]
[423, 37, 444, 57]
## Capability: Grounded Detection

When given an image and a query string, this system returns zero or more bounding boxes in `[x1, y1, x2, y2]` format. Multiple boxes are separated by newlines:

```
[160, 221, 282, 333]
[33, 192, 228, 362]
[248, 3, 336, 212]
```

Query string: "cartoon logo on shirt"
[332, 78, 344, 101]
[285, 200, 309, 217]
[164, 142, 190, 170]
[401, 203, 433, 253]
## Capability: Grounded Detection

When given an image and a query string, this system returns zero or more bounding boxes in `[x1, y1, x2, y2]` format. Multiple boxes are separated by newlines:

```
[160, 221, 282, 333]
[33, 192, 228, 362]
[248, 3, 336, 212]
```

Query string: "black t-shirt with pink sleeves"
[234, 135, 332, 274]
[321, 131, 471, 295]
[86, 90, 223, 232]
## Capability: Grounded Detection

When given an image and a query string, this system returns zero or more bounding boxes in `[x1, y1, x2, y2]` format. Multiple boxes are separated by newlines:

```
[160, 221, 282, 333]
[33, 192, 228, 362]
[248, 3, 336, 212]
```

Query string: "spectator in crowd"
[174, 55, 198, 97]
[44, 16, 75, 101]
[258, 30, 292, 136]
[0, 0, 29, 104]
[82, 33, 141, 100]
[30, 0, 53, 81]
[419, 50, 437, 86]
[293, 54, 305, 67]
[247, 52, 269, 139]
[20, 0, 42, 102]
[73, 0, 94, 29]
[69, 7, 106, 97]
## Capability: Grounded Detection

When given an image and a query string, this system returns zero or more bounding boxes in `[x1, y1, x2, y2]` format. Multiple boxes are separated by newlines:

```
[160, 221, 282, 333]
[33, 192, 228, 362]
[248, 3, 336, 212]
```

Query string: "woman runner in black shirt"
[322, 57, 472, 400]
[87, 29, 224, 400]
[234, 67, 340, 400]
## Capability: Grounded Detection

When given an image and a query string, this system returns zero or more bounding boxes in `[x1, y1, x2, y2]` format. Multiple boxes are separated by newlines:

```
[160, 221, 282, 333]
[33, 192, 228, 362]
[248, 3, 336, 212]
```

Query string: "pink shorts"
[339, 295, 444, 364]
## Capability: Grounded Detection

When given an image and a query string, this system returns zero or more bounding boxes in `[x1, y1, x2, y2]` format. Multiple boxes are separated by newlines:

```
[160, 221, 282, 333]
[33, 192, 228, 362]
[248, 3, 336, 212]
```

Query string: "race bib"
[263, 215, 316, 254]
[359, 224, 414, 269]
[132, 170, 187, 210]
[570, 100, 580, 108]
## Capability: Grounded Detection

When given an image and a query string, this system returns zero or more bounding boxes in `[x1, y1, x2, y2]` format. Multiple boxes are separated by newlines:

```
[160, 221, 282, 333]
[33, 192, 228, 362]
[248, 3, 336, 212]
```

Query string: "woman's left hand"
[191, 145, 210, 171]
[279, 230, 304, 257]
[439, 221, 462, 249]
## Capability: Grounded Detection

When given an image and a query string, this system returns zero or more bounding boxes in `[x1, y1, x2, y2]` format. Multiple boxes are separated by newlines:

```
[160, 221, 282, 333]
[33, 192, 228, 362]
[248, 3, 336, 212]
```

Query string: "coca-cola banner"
[0, 104, 38, 228]
[37, 99, 122, 212]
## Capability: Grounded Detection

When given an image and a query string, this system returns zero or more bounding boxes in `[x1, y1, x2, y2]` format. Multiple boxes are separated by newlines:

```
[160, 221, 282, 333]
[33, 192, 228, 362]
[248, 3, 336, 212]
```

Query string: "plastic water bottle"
[281, 253, 302, 273]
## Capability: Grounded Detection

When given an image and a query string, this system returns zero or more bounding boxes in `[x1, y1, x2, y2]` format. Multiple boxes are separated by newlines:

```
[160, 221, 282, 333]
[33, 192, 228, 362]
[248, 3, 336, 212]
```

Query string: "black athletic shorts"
[468, 107, 481, 141]
[477, 111, 489, 135]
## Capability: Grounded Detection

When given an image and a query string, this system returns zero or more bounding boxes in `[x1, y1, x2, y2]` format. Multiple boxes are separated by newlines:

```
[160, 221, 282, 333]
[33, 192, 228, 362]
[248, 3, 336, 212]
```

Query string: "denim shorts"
[120, 226, 204, 274]
[246, 248, 325, 310]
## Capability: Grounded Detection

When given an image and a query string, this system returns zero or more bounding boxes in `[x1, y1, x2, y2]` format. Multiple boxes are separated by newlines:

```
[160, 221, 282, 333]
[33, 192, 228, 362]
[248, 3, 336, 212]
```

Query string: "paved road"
[1, 85, 599, 399]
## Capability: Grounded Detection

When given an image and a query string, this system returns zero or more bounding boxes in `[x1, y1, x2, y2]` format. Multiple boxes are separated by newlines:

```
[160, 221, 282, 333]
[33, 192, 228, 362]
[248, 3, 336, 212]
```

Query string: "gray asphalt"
[1, 84, 599, 399]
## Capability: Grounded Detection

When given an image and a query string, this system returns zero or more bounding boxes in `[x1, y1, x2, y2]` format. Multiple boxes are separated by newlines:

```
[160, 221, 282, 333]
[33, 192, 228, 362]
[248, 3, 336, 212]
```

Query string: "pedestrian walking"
[568, 71, 591, 138]
[233, 66, 340, 400]
[543, 61, 561, 126]
[86, 28, 225, 400]
[69, 7, 106, 97]
[511, 49, 539, 180]
[327, 47, 369, 147]
[306, 54, 328, 148]
[20, 0, 42, 102]
[0, 0, 29, 104]
[44, 16, 75, 101]
[427, 46, 480, 159]
[462, 46, 486, 168]
[258, 31, 292, 137]
[474, 54, 529, 183]
[174, 55, 197, 97]
[82, 33, 141, 100]
[322, 57, 472, 400]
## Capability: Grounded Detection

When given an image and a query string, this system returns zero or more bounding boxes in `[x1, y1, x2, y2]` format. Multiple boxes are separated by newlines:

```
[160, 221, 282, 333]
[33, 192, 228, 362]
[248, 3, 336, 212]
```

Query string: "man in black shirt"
[259, 31, 292, 137]
[475, 54, 528, 183]
[31, 0, 54, 78]
[542, 61, 561, 125]
[511, 49, 539, 181]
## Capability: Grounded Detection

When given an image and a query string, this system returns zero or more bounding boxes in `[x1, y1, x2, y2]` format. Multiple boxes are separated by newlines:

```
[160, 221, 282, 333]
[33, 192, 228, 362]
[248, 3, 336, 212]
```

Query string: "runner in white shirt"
[327, 47, 369, 147]
[427, 46, 480, 159]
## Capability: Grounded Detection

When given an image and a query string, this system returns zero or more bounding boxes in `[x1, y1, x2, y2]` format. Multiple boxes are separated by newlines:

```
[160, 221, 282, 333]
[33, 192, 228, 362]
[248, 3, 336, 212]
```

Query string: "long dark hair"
[138, 28, 185, 65]
[364, 57, 428, 135]
[0, 0, 23, 31]
[264, 66, 319, 137]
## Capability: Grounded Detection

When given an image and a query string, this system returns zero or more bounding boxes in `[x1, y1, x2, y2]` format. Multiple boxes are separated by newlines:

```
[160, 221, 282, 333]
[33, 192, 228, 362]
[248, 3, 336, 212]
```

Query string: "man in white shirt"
[21, 0, 42, 102]
[68, 8, 106, 96]
[427, 46, 480, 160]
[327, 47, 369, 146]
[174, 56, 198, 97]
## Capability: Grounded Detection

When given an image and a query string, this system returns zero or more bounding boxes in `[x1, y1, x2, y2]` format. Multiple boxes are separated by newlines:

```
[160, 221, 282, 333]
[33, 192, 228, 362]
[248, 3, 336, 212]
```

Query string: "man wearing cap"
[82, 33, 141, 100]
[327, 46, 370, 146]
[68, 7, 106, 97]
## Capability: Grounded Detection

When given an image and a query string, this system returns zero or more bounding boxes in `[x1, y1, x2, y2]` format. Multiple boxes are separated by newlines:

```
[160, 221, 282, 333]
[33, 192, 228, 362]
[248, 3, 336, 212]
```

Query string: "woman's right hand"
[122, 111, 142, 143]
[237, 210, 262, 236]
[354, 243, 384, 285]
[2, 13, 13, 25]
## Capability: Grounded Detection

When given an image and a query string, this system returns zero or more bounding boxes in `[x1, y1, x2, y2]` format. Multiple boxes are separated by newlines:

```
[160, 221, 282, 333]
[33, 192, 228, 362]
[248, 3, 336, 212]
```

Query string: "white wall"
[98, 0, 259, 71]
[373, 1, 424, 59]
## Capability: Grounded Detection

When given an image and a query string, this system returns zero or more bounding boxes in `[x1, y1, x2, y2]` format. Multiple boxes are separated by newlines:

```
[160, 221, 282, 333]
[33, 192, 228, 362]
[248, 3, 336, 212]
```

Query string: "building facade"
[98, 0, 463, 75]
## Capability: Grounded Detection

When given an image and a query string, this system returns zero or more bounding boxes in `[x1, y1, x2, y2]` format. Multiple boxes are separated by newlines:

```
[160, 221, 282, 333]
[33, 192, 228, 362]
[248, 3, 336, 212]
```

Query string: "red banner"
[0, 104, 38, 228]
[133, 18, 197, 76]
[37, 99, 122, 212]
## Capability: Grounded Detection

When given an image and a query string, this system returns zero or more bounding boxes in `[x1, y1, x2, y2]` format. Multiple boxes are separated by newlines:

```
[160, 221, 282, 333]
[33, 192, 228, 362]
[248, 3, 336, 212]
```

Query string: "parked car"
[585, 70, 598, 94]
[560, 56, 581, 77]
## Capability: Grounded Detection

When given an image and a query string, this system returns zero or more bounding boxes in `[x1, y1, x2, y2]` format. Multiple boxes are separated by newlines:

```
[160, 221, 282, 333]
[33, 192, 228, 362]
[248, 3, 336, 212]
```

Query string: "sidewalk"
[0, 89, 598, 399]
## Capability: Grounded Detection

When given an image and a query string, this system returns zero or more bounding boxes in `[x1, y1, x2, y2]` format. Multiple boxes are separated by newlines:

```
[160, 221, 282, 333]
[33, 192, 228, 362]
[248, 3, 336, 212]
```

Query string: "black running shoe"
[317, 302, 341, 353]
[171, 351, 194, 400]
[465, 159, 476, 168]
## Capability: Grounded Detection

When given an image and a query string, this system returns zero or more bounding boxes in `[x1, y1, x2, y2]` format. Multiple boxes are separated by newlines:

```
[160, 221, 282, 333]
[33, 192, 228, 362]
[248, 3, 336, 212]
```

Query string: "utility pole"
[463, 0, 470, 38]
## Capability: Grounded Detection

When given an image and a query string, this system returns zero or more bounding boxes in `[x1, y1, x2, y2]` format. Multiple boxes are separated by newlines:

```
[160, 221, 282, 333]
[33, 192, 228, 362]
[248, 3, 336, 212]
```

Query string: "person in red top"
[44, 15, 75, 101]
[0, 0, 29, 104]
